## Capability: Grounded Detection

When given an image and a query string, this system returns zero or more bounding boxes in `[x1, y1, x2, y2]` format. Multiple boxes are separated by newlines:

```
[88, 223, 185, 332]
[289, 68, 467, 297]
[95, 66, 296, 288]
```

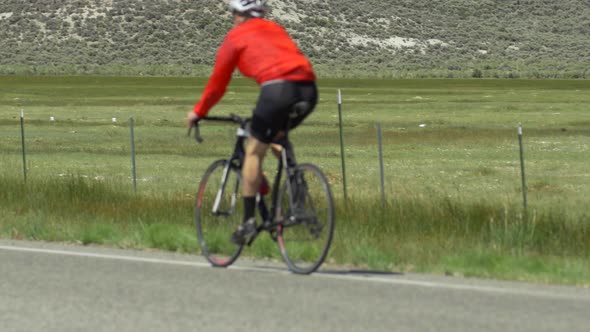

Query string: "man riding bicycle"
[186, 0, 318, 245]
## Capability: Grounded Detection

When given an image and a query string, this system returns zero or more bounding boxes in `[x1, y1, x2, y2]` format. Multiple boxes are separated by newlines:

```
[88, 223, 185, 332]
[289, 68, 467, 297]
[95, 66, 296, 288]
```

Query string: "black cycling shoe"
[230, 218, 257, 245]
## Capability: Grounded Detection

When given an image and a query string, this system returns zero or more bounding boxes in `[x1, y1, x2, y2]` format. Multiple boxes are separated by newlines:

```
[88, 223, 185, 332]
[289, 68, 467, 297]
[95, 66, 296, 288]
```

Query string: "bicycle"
[189, 106, 334, 274]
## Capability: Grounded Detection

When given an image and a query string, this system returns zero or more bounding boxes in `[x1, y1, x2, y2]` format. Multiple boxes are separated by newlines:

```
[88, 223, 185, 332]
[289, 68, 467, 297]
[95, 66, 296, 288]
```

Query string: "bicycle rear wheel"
[277, 163, 335, 274]
[195, 159, 243, 267]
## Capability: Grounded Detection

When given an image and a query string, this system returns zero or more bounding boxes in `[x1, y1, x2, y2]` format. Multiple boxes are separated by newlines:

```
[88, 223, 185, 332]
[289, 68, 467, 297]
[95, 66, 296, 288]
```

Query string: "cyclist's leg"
[242, 136, 269, 208]
[243, 83, 290, 221]
[270, 138, 287, 159]
[244, 80, 317, 214]
[231, 82, 291, 244]
[270, 137, 295, 166]
[231, 137, 269, 245]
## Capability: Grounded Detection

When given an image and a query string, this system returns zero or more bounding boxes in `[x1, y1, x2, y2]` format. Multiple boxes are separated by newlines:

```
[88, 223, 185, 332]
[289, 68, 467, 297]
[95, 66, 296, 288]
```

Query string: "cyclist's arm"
[193, 38, 239, 117]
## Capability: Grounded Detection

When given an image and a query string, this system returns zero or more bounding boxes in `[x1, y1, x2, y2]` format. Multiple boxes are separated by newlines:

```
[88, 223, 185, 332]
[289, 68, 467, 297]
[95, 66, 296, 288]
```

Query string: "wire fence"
[11, 103, 562, 216]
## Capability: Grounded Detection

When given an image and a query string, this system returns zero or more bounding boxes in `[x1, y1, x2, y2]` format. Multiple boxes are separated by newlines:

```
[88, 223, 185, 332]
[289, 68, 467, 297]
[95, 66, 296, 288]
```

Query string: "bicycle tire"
[195, 159, 244, 267]
[276, 163, 335, 274]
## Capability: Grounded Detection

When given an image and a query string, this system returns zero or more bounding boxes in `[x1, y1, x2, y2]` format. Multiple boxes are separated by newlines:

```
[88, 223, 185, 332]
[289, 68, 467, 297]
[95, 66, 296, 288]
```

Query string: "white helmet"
[228, 0, 266, 18]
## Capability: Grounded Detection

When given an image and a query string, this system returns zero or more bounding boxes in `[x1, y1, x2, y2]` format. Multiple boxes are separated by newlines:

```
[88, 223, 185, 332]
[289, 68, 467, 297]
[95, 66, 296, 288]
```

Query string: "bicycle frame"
[211, 130, 246, 217]
[192, 115, 298, 243]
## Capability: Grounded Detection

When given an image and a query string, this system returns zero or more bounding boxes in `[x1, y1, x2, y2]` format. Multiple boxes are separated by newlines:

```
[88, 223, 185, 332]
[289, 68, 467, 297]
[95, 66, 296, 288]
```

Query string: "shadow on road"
[249, 264, 402, 276]
[318, 269, 403, 276]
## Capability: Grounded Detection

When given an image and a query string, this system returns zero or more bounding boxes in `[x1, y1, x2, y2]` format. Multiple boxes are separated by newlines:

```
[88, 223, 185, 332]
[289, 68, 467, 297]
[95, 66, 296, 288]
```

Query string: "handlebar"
[187, 113, 248, 143]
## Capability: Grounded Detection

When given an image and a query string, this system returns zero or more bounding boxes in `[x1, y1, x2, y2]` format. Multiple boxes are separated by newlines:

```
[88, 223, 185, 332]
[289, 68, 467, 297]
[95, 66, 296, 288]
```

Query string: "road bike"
[189, 107, 334, 274]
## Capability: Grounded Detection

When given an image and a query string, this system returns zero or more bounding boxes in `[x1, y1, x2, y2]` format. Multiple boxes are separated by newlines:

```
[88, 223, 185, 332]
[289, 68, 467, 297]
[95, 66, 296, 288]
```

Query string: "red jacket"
[193, 18, 316, 117]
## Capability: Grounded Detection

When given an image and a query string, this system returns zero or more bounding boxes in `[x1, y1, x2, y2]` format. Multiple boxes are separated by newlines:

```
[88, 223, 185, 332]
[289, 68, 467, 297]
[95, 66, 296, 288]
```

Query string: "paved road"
[1, 240, 589, 332]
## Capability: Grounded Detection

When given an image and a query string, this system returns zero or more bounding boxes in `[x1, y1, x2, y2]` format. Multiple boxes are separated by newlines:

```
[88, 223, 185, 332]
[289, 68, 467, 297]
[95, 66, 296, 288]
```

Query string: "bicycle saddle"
[289, 101, 312, 119]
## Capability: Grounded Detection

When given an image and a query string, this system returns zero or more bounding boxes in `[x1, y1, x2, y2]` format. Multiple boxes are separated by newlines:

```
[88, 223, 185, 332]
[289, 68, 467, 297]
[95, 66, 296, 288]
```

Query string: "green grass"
[1, 76, 590, 285]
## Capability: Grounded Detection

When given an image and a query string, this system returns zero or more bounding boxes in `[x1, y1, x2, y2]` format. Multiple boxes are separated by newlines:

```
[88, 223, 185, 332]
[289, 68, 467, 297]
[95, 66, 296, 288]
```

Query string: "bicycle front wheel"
[277, 163, 335, 274]
[195, 159, 244, 267]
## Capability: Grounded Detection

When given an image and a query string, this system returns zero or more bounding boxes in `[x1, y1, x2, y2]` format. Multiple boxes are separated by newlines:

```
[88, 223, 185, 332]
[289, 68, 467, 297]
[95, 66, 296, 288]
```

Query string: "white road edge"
[1, 240, 589, 302]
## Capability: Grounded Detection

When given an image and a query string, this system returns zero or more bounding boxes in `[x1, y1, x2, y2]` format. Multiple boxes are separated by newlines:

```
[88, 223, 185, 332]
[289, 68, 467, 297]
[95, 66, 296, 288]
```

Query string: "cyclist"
[186, 0, 318, 245]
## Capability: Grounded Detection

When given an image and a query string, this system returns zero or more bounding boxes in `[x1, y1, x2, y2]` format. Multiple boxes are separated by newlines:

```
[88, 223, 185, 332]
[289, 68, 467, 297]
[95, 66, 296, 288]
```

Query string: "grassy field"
[1, 76, 589, 285]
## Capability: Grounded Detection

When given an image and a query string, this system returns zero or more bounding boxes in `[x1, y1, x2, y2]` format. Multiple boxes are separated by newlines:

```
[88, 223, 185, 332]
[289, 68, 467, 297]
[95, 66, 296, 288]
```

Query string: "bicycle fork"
[212, 162, 237, 216]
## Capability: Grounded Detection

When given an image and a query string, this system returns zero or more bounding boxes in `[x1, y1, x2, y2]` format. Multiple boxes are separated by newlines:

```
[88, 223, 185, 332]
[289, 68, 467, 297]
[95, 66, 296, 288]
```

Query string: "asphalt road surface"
[1, 239, 589, 332]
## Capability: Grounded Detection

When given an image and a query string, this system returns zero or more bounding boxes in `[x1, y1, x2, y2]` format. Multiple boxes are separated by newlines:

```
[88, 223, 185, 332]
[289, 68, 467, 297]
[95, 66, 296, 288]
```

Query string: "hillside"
[0, 0, 589, 78]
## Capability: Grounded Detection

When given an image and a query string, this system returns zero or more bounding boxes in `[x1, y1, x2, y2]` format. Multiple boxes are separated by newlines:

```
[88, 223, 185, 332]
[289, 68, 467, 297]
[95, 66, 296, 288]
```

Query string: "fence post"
[20, 110, 27, 182]
[518, 123, 527, 211]
[130, 117, 137, 193]
[337, 89, 348, 200]
[377, 123, 385, 208]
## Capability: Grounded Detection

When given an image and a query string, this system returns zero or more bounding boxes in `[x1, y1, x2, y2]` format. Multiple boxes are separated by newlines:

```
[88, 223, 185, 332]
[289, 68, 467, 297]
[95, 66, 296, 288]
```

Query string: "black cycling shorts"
[250, 80, 318, 144]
